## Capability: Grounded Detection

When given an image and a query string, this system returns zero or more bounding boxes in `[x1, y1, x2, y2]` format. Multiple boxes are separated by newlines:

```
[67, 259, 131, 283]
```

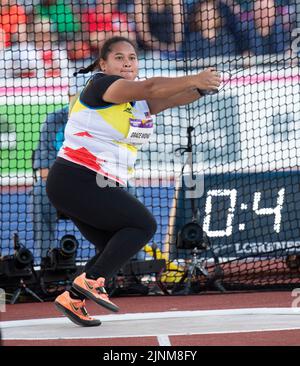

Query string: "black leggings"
[46, 158, 157, 280]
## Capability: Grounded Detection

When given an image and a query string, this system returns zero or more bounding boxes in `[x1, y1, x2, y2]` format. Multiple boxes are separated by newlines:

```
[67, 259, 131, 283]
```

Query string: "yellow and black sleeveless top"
[57, 73, 155, 186]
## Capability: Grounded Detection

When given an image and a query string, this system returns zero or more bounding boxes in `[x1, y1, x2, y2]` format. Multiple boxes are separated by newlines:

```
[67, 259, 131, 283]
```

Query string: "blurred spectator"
[117, 0, 135, 31]
[241, 0, 294, 55]
[15, 0, 40, 14]
[65, 33, 93, 64]
[36, 0, 81, 40]
[117, 0, 135, 13]
[35, 0, 93, 65]
[279, 1, 296, 31]
[1, 21, 41, 78]
[81, 0, 136, 54]
[134, 0, 183, 54]
[2, 17, 69, 78]
[0, 0, 27, 48]
[182, 0, 244, 58]
[222, 0, 295, 57]
[33, 17, 69, 78]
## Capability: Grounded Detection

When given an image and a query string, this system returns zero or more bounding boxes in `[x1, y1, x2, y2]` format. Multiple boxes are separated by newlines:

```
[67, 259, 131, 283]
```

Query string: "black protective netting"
[0, 0, 300, 297]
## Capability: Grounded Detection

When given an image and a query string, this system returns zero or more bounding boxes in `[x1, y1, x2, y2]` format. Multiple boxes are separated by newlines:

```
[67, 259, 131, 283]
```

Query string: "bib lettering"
[124, 117, 154, 145]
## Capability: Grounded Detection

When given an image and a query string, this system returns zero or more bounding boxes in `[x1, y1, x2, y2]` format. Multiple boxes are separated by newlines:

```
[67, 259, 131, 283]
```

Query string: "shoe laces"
[80, 306, 89, 317]
[79, 300, 91, 318]
[96, 277, 105, 287]
[95, 285, 108, 296]
[95, 277, 108, 296]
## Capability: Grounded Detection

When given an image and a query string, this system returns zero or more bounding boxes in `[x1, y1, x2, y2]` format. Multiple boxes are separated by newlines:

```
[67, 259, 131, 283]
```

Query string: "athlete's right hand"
[194, 68, 221, 92]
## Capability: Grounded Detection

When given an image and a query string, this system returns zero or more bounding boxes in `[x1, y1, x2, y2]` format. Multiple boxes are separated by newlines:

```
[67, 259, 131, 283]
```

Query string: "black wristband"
[197, 88, 219, 96]
[196, 88, 206, 97]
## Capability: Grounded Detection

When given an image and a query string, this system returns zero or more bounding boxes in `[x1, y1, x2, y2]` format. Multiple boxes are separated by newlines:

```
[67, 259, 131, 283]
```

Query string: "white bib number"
[124, 117, 154, 145]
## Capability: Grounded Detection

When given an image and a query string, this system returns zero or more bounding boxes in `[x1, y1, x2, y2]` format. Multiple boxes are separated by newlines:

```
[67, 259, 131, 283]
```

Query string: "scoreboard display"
[173, 171, 300, 259]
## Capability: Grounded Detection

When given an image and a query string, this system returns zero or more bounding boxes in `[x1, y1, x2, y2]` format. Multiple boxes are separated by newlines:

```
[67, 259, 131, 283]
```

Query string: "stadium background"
[0, 0, 300, 297]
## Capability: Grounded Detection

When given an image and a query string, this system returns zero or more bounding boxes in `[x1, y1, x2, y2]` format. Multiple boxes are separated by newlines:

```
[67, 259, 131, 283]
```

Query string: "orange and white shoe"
[72, 273, 119, 313]
[55, 291, 101, 327]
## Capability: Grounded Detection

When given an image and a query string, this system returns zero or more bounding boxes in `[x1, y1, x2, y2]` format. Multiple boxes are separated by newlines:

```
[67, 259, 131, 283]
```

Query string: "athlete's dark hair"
[73, 37, 138, 76]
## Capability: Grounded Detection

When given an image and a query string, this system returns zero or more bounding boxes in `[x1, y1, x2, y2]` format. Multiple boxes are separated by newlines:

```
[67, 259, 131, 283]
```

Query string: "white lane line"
[2, 308, 300, 329]
[157, 335, 171, 346]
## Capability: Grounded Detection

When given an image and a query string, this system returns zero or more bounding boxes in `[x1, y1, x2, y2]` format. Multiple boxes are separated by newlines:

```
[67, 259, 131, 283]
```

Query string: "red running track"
[2, 291, 300, 346]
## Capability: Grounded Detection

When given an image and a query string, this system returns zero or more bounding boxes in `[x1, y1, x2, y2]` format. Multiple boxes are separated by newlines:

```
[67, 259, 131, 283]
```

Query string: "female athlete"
[46, 36, 221, 326]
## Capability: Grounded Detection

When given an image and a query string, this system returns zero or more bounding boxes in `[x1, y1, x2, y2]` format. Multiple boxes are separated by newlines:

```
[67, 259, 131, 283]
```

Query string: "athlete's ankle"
[69, 287, 86, 301]
[85, 272, 105, 281]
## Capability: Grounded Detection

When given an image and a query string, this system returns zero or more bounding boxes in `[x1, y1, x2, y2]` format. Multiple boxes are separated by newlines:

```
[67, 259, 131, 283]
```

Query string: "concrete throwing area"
[2, 308, 300, 346]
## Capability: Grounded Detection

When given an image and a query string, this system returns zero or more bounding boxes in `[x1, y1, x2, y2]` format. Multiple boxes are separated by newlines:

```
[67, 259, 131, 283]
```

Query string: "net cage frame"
[0, 0, 299, 297]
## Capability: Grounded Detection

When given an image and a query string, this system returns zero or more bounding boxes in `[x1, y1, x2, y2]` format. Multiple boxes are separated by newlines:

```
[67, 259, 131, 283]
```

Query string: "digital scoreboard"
[173, 171, 300, 258]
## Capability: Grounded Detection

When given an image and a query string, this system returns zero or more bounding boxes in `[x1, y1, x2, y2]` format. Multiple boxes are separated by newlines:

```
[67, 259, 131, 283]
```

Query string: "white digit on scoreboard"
[203, 189, 238, 237]
[252, 188, 285, 233]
